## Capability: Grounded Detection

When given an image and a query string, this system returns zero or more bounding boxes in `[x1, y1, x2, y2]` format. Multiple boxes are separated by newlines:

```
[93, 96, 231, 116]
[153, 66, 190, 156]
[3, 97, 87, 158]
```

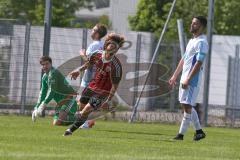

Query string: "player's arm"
[168, 57, 184, 88]
[101, 83, 120, 110]
[32, 74, 52, 120]
[186, 61, 202, 82]
[69, 61, 91, 80]
[34, 75, 48, 109]
[103, 62, 122, 109]
[79, 61, 91, 72]
[79, 49, 88, 62]
[107, 83, 119, 102]
[70, 52, 99, 80]
[41, 72, 56, 105]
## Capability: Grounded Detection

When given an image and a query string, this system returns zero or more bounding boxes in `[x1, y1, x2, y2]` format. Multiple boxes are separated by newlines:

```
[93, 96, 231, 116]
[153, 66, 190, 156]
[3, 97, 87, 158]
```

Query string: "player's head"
[91, 23, 107, 40]
[40, 56, 52, 73]
[190, 16, 207, 34]
[103, 33, 125, 61]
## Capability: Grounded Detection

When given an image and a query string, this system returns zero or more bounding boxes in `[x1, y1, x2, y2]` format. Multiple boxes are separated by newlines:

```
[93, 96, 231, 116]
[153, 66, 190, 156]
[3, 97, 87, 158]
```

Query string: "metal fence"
[0, 23, 173, 109]
[1, 22, 240, 127]
[226, 45, 240, 126]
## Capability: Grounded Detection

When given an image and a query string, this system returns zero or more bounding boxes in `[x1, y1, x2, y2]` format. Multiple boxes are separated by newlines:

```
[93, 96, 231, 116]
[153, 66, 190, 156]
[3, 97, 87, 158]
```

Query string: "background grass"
[0, 115, 239, 160]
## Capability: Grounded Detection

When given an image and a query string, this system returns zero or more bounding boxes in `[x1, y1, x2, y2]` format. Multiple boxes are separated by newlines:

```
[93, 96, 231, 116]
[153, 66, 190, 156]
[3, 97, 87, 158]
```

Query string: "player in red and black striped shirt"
[64, 33, 124, 136]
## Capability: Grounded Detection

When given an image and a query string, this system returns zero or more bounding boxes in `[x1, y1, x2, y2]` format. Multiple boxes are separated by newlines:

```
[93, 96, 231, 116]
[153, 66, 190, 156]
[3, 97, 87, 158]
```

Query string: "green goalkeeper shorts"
[53, 98, 78, 121]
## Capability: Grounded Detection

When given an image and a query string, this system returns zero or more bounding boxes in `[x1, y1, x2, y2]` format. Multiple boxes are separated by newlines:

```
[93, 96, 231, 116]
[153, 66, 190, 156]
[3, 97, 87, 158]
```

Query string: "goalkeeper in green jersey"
[32, 56, 78, 125]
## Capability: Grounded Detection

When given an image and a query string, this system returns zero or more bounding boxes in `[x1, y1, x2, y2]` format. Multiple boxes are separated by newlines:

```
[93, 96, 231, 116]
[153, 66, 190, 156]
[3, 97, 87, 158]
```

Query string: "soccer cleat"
[79, 120, 95, 129]
[193, 132, 206, 141]
[173, 134, 184, 140]
[63, 129, 72, 136]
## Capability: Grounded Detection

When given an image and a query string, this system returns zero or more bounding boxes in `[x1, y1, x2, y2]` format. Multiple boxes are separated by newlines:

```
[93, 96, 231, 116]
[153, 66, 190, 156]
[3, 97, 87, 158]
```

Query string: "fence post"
[234, 45, 239, 108]
[82, 28, 88, 50]
[43, 0, 52, 57]
[232, 45, 240, 127]
[20, 23, 31, 114]
[41, 0, 52, 117]
[133, 33, 141, 106]
[169, 44, 178, 111]
[236, 45, 240, 107]
[226, 56, 232, 106]
[177, 19, 186, 57]
[202, 0, 214, 127]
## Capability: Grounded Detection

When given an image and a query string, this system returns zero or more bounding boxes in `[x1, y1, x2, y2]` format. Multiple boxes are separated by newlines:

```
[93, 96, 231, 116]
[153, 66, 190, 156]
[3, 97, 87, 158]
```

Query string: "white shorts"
[179, 85, 200, 106]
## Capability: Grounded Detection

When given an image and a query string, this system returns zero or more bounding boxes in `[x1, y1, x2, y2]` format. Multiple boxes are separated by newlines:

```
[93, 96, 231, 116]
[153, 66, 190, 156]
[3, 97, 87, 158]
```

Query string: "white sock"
[79, 120, 89, 129]
[179, 112, 191, 135]
[191, 107, 201, 130]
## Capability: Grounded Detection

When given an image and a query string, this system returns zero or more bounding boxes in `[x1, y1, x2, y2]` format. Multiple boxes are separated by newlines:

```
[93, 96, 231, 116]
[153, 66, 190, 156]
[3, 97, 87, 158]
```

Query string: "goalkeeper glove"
[36, 102, 47, 116]
[32, 108, 38, 122]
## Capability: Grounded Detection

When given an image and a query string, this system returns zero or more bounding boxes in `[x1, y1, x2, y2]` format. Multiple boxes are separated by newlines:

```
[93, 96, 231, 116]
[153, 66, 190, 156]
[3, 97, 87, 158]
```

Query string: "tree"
[214, 0, 240, 35]
[129, 0, 240, 39]
[128, 0, 172, 37]
[0, 0, 92, 27]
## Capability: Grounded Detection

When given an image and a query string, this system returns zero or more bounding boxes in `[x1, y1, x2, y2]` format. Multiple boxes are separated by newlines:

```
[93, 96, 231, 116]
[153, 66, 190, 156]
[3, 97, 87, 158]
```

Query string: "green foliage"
[72, 14, 111, 29]
[214, 0, 240, 35]
[129, 0, 240, 39]
[0, 95, 8, 103]
[73, 20, 95, 29]
[99, 14, 111, 29]
[128, 0, 171, 36]
[0, 0, 91, 27]
[1, 115, 240, 160]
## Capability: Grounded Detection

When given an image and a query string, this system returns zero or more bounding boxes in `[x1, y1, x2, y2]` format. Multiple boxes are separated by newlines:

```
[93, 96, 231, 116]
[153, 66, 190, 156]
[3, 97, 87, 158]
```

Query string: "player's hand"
[32, 108, 38, 122]
[69, 71, 80, 80]
[79, 49, 86, 57]
[168, 76, 177, 89]
[181, 79, 189, 89]
[36, 102, 46, 116]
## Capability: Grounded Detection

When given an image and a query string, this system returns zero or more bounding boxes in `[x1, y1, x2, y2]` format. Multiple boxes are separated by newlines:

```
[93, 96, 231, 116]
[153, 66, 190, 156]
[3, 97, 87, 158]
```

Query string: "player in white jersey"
[78, 24, 107, 129]
[80, 24, 106, 88]
[169, 16, 208, 141]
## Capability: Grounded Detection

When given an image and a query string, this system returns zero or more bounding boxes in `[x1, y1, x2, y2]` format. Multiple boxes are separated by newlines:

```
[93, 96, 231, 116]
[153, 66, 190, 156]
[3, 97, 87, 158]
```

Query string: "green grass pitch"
[0, 115, 239, 160]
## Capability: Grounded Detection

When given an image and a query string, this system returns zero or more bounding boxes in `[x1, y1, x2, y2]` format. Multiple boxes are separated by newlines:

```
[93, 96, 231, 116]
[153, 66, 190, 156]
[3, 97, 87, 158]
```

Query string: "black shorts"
[80, 88, 107, 110]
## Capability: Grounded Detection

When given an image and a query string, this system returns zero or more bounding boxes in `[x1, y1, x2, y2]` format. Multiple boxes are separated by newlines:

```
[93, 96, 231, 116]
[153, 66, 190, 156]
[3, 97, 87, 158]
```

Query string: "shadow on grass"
[96, 129, 176, 143]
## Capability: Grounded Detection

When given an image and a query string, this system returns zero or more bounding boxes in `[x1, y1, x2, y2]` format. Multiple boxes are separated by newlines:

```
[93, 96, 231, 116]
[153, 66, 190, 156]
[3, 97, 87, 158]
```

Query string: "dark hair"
[96, 24, 107, 39]
[103, 33, 125, 50]
[194, 16, 207, 28]
[40, 56, 52, 64]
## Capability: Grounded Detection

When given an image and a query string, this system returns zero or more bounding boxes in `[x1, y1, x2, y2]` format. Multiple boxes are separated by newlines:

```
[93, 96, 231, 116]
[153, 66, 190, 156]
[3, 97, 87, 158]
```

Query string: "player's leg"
[63, 103, 94, 136]
[77, 87, 89, 111]
[174, 85, 193, 140]
[194, 103, 202, 123]
[189, 87, 206, 141]
[191, 107, 206, 141]
[53, 98, 78, 126]
[78, 88, 95, 129]
[53, 110, 68, 125]
[174, 103, 192, 140]
[63, 94, 106, 136]
[191, 107, 201, 130]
